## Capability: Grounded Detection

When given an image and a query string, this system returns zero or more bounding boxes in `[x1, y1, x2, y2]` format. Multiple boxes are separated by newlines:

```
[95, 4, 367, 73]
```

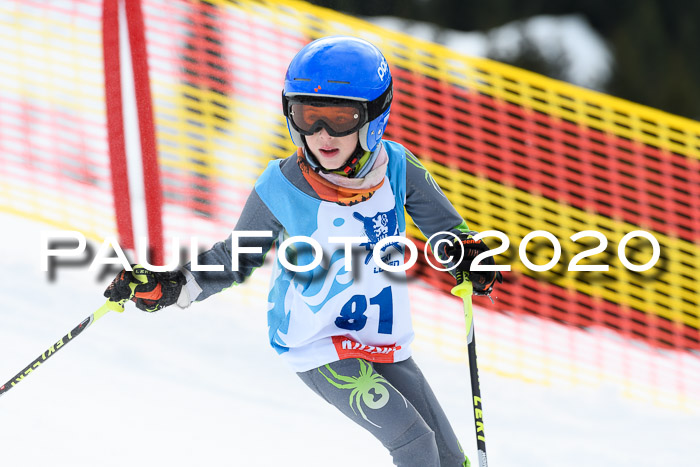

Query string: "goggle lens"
[289, 102, 364, 136]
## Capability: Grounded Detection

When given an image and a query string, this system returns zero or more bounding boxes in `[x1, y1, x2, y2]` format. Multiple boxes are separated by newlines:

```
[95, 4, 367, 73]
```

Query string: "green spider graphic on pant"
[318, 358, 406, 427]
[299, 357, 470, 466]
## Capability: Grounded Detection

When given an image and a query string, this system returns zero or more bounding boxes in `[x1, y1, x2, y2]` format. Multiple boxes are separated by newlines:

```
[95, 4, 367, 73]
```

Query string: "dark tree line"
[308, 0, 699, 120]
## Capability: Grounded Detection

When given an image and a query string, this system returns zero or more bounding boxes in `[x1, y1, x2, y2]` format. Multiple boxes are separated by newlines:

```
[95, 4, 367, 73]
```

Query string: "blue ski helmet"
[282, 36, 393, 152]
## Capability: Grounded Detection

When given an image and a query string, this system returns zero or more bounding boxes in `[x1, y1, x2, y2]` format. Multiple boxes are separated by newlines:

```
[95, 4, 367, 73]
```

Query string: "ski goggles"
[284, 97, 368, 137]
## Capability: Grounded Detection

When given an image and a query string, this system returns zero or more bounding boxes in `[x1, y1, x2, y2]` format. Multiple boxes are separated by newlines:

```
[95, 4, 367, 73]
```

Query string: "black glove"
[442, 232, 503, 296]
[104, 265, 185, 312]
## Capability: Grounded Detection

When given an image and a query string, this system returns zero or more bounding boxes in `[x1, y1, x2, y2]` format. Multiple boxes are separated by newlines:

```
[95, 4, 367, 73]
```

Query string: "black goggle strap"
[366, 77, 393, 120]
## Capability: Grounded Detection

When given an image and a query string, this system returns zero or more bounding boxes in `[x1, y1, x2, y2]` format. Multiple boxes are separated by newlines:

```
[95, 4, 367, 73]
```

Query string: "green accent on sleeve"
[405, 150, 425, 170]
[406, 150, 443, 193]
[454, 220, 471, 234]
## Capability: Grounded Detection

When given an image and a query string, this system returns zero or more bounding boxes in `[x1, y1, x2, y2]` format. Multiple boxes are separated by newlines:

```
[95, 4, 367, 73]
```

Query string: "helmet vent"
[327, 80, 350, 84]
[293, 78, 311, 81]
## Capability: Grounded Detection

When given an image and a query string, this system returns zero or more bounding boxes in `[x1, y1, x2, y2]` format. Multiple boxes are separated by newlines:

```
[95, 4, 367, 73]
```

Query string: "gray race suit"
[183, 141, 470, 466]
[299, 357, 469, 466]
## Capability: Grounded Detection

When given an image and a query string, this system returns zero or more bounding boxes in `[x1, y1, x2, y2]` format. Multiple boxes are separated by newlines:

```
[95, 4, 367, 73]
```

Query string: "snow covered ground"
[1, 213, 698, 467]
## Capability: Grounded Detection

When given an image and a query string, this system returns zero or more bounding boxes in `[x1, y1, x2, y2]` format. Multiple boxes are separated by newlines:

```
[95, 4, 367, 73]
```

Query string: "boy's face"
[305, 128, 359, 171]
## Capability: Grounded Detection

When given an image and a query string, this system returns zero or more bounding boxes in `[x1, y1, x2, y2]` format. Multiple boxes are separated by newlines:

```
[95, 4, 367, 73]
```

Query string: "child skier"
[105, 36, 500, 467]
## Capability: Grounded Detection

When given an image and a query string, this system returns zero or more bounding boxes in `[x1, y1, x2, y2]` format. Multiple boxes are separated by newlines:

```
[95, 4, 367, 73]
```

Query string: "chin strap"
[302, 142, 375, 178]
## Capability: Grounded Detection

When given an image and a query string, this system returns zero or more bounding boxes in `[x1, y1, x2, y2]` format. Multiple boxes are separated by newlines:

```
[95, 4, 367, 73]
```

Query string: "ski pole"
[0, 299, 126, 398]
[451, 277, 488, 467]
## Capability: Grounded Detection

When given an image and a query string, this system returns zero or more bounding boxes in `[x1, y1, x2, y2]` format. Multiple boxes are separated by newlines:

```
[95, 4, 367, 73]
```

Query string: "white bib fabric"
[255, 147, 413, 371]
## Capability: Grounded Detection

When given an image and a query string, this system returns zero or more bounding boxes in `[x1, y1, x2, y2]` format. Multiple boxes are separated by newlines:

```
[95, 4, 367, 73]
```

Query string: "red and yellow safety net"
[139, 0, 699, 354]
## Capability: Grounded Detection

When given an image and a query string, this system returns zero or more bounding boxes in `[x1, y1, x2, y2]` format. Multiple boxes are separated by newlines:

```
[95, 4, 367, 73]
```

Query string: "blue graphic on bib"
[267, 265, 294, 354]
[268, 249, 354, 355]
[296, 249, 354, 313]
[353, 209, 403, 265]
